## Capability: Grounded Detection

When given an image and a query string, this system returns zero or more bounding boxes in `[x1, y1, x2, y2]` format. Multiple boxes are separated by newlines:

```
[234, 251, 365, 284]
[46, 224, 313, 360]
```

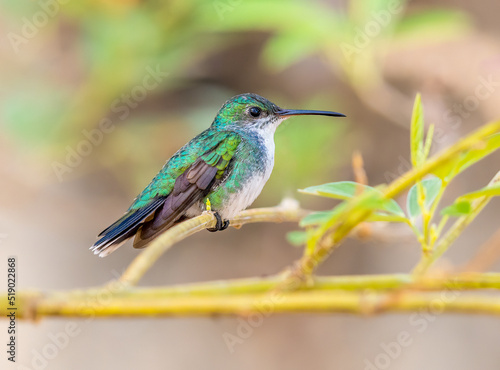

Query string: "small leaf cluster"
[289, 94, 500, 261]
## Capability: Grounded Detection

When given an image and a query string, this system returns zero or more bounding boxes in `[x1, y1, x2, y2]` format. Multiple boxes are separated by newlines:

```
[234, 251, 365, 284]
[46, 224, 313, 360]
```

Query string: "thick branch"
[35, 294, 500, 317]
[8, 291, 500, 319]
[8, 273, 500, 319]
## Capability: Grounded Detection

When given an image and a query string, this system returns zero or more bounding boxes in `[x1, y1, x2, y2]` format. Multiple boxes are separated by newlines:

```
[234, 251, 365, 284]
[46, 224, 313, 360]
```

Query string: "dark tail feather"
[132, 197, 187, 250]
[90, 198, 165, 257]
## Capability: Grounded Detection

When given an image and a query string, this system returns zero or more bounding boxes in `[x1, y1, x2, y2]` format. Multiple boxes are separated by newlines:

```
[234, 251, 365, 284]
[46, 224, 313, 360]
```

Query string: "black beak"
[276, 108, 346, 118]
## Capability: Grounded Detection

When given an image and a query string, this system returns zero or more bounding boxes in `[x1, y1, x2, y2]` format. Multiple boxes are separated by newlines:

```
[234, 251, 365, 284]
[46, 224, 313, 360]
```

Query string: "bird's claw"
[207, 212, 230, 232]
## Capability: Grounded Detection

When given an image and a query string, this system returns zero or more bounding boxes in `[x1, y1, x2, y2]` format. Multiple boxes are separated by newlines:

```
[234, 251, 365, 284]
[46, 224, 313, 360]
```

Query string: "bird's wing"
[133, 132, 241, 249]
[91, 131, 241, 257]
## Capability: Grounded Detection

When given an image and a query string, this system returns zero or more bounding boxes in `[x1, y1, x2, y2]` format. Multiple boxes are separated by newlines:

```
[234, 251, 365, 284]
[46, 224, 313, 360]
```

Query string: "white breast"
[219, 128, 275, 219]
[219, 170, 271, 219]
[186, 123, 279, 220]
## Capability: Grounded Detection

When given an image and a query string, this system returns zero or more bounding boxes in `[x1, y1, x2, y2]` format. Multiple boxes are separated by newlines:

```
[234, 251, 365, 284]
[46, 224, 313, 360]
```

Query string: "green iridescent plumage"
[91, 93, 345, 257]
[202, 134, 240, 179]
[130, 131, 241, 210]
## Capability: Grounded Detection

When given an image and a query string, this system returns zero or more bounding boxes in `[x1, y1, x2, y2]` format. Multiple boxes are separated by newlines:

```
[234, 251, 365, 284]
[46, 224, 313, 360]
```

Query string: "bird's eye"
[248, 106, 262, 118]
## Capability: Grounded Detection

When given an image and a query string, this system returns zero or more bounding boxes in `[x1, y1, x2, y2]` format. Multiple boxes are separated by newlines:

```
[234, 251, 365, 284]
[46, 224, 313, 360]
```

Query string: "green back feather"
[129, 130, 240, 211]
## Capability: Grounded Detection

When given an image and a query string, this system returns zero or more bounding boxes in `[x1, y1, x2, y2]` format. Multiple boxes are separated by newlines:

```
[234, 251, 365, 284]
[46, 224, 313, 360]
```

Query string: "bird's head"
[211, 93, 345, 132]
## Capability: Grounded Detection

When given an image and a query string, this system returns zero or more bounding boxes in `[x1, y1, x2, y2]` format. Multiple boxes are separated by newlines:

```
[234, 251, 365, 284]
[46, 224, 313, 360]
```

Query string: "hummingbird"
[91, 93, 345, 257]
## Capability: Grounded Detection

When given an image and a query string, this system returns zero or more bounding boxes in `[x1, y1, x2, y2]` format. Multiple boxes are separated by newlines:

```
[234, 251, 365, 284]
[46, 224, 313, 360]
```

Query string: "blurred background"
[1, 0, 500, 369]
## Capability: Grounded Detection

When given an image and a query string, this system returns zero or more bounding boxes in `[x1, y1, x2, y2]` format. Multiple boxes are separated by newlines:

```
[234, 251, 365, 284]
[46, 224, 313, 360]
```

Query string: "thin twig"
[289, 122, 500, 282]
[413, 171, 500, 275]
[119, 200, 307, 286]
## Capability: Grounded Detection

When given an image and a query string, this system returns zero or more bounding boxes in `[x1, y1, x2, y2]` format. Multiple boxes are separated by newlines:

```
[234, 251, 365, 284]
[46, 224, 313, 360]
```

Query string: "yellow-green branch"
[117, 122, 500, 290]
[21, 292, 500, 317]
[7, 273, 500, 319]
[9, 123, 497, 321]
[413, 170, 500, 275]
[119, 201, 307, 286]
[291, 121, 500, 280]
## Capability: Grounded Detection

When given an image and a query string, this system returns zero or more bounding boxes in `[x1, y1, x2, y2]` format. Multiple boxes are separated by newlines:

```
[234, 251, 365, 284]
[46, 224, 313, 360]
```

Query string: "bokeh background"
[1, 0, 500, 369]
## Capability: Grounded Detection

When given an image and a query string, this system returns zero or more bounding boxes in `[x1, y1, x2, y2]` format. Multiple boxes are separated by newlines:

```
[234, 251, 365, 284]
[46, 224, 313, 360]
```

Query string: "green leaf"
[300, 181, 365, 199]
[433, 133, 500, 181]
[300, 181, 405, 216]
[460, 182, 500, 199]
[300, 209, 408, 227]
[367, 213, 410, 223]
[286, 231, 309, 246]
[422, 124, 435, 162]
[410, 93, 424, 167]
[406, 186, 420, 219]
[406, 177, 443, 219]
[377, 198, 406, 217]
[300, 209, 340, 227]
[423, 177, 443, 205]
[451, 134, 500, 179]
[441, 201, 472, 217]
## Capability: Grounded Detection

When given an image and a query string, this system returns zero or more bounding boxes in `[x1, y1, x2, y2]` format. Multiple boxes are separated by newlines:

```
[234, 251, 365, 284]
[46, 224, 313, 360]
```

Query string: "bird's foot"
[207, 212, 230, 232]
